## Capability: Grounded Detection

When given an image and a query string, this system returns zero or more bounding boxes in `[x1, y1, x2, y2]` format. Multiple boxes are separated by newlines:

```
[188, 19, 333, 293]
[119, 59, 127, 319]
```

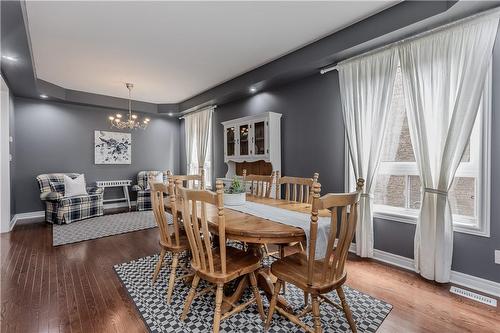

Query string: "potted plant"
[223, 177, 246, 206]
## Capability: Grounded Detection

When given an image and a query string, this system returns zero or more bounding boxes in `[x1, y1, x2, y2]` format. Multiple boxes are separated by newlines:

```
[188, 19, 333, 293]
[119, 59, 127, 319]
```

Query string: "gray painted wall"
[12, 97, 180, 213]
[212, 73, 345, 193]
[204, 31, 500, 283]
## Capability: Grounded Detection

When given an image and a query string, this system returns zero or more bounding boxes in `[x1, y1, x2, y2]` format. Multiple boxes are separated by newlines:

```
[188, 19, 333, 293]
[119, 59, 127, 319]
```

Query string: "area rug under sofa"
[53, 211, 157, 246]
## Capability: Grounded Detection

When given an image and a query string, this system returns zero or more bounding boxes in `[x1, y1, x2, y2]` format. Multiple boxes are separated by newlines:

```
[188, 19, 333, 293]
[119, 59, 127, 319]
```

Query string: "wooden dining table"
[166, 195, 329, 313]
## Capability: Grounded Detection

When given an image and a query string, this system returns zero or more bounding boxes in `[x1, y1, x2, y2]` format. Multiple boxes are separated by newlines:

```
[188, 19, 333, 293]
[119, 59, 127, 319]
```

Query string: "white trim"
[349, 243, 500, 298]
[372, 207, 490, 237]
[450, 271, 500, 300]
[9, 211, 45, 230]
[8, 200, 138, 231]
[0, 77, 11, 233]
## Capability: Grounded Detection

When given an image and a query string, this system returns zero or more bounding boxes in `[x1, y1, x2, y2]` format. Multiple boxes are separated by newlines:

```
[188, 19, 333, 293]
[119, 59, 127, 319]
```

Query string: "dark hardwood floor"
[1, 217, 499, 333]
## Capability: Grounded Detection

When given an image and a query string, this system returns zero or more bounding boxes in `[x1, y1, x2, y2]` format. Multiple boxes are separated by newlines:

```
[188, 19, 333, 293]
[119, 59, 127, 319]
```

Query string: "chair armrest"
[132, 185, 143, 191]
[40, 191, 63, 201]
[87, 187, 104, 195]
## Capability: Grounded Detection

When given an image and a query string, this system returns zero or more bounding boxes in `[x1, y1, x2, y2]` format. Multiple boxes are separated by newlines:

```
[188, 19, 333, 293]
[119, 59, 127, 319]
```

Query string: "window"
[187, 127, 213, 189]
[347, 66, 491, 236]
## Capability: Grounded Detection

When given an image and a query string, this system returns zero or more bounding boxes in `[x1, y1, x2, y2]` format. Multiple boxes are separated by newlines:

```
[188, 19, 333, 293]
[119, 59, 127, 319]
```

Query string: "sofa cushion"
[36, 173, 80, 193]
[64, 174, 88, 197]
[146, 172, 164, 190]
[60, 193, 101, 206]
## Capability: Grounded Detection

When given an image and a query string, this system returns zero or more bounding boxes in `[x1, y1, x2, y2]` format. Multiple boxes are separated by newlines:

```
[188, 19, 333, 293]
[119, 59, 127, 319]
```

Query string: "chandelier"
[108, 83, 150, 130]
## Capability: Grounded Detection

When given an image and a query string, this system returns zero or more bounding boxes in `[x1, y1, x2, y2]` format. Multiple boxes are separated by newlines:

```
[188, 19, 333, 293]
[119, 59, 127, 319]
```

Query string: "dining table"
[165, 194, 331, 314]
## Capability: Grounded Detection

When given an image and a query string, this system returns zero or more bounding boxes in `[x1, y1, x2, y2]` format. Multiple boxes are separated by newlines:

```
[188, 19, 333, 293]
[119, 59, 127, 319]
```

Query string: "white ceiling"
[26, 1, 397, 104]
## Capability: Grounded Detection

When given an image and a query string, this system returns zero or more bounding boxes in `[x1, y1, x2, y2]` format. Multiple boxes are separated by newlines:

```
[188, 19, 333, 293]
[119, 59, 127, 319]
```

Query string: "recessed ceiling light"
[249, 87, 257, 93]
[2, 55, 18, 62]
[168, 112, 174, 116]
[40, 94, 48, 99]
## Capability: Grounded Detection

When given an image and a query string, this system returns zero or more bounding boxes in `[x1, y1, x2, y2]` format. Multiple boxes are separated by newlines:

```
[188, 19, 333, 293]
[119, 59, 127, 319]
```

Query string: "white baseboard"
[8, 200, 138, 231]
[9, 211, 44, 231]
[450, 270, 500, 299]
[349, 243, 500, 299]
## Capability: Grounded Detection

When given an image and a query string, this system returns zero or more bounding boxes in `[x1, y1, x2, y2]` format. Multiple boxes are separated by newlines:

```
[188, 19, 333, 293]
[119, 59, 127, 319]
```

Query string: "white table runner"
[225, 201, 331, 259]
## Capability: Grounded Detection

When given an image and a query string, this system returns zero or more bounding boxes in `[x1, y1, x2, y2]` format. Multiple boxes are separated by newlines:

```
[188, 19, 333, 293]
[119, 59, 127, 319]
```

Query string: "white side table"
[96, 180, 132, 211]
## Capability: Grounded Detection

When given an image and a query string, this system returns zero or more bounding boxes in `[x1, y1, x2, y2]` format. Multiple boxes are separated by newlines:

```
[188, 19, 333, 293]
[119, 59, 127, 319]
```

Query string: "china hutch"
[221, 112, 282, 179]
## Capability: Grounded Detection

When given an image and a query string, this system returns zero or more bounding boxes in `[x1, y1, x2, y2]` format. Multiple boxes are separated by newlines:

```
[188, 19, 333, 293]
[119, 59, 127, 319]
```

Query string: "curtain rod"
[179, 105, 217, 119]
[320, 6, 500, 75]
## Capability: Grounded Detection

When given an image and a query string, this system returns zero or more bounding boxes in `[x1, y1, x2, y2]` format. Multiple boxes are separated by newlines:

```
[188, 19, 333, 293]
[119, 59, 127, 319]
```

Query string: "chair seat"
[159, 231, 191, 252]
[271, 252, 346, 294]
[193, 246, 261, 283]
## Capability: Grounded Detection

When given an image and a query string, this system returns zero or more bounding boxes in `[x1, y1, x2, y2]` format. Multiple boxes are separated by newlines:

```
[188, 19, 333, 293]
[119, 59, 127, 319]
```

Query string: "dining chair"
[150, 180, 191, 304]
[274, 172, 320, 283]
[178, 180, 266, 333]
[265, 178, 364, 333]
[242, 169, 277, 254]
[243, 169, 275, 198]
[168, 169, 205, 193]
[275, 171, 319, 203]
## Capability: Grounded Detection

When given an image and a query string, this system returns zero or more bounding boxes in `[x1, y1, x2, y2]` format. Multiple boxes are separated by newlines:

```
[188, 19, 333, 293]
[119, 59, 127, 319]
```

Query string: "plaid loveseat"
[132, 171, 168, 211]
[36, 173, 104, 224]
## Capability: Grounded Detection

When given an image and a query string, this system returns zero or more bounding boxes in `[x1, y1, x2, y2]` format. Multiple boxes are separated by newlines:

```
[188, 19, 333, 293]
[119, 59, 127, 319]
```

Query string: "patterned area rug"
[114, 254, 392, 332]
[53, 211, 157, 246]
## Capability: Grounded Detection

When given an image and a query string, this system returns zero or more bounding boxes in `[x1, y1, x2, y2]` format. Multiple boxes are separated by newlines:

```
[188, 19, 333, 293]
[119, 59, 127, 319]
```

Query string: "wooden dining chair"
[275, 171, 319, 203]
[274, 171, 320, 260]
[168, 169, 205, 193]
[178, 180, 266, 333]
[150, 180, 191, 304]
[242, 169, 277, 254]
[243, 169, 275, 198]
[265, 178, 364, 333]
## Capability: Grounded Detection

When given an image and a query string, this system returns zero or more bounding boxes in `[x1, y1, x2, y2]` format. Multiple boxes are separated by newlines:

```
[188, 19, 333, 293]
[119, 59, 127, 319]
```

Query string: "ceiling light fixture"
[249, 87, 257, 93]
[40, 94, 48, 99]
[109, 83, 149, 130]
[168, 112, 174, 117]
[2, 55, 18, 62]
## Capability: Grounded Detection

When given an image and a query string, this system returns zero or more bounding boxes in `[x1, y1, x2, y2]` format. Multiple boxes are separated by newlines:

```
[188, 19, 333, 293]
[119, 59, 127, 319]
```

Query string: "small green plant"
[224, 177, 245, 194]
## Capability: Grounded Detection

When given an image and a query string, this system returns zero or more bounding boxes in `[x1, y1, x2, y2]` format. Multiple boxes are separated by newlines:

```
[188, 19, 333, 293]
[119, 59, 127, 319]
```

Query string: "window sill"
[373, 209, 490, 238]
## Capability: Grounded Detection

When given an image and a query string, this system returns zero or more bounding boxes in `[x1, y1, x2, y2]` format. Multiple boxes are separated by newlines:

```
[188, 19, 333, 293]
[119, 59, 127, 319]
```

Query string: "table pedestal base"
[221, 244, 293, 314]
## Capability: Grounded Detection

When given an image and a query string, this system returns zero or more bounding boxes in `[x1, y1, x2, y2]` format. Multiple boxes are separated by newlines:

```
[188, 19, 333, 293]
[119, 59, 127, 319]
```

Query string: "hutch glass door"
[253, 121, 265, 155]
[226, 126, 235, 156]
[239, 124, 249, 156]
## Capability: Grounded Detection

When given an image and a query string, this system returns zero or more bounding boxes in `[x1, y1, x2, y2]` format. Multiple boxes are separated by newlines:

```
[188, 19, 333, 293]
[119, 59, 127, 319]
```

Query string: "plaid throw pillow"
[49, 181, 65, 194]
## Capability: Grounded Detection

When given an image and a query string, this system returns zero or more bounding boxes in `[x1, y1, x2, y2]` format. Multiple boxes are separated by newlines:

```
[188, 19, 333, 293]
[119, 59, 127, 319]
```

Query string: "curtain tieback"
[360, 193, 374, 199]
[423, 187, 448, 196]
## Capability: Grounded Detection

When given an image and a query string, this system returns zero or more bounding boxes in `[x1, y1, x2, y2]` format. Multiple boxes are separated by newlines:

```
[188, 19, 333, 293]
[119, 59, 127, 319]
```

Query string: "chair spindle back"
[179, 180, 226, 275]
[168, 169, 205, 195]
[307, 178, 364, 286]
[151, 181, 182, 247]
[275, 171, 319, 203]
[243, 169, 275, 198]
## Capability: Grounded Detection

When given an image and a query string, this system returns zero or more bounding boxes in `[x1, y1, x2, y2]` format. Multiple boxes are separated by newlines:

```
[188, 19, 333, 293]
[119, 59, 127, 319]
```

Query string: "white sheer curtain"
[338, 48, 398, 258]
[399, 17, 499, 282]
[184, 107, 214, 186]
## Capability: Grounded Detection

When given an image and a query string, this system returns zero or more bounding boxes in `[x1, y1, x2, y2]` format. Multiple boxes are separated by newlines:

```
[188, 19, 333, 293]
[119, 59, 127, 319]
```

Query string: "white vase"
[223, 192, 246, 206]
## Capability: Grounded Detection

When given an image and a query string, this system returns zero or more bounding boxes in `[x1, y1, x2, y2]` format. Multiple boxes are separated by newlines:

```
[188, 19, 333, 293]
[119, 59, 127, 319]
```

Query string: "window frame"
[345, 66, 491, 237]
